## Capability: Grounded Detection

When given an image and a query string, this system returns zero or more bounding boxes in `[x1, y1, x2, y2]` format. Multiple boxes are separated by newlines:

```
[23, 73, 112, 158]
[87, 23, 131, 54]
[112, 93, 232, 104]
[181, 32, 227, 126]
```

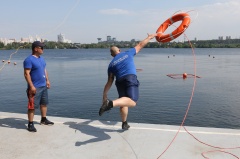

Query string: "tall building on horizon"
[226, 36, 231, 40]
[97, 38, 102, 43]
[218, 36, 223, 40]
[57, 33, 71, 43]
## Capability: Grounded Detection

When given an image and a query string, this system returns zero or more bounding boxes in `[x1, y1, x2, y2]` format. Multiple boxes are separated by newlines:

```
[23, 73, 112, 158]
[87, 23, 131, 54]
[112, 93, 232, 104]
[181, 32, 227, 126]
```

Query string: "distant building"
[21, 38, 30, 43]
[218, 36, 223, 40]
[58, 33, 64, 42]
[20, 35, 42, 43]
[107, 36, 111, 42]
[57, 33, 71, 43]
[97, 35, 117, 43]
[130, 39, 136, 42]
[0, 38, 16, 45]
[97, 38, 102, 43]
[29, 36, 34, 42]
[106, 35, 116, 42]
[226, 36, 231, 40]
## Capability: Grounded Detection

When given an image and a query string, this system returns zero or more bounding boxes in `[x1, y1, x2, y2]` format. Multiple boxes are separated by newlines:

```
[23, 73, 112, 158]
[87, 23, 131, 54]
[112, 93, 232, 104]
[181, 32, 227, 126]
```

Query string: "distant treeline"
[1, 39, 240, 50]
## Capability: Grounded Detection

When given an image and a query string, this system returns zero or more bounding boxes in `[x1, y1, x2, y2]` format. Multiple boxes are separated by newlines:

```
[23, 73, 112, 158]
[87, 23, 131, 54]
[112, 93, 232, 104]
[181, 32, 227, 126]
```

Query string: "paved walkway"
[0, 112, 240, 159]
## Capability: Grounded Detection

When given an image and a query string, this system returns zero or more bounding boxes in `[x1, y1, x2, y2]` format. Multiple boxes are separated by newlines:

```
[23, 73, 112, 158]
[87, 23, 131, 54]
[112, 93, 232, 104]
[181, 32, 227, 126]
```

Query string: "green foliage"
[1, 39, 240, 50]
[0, 42, 4, 48]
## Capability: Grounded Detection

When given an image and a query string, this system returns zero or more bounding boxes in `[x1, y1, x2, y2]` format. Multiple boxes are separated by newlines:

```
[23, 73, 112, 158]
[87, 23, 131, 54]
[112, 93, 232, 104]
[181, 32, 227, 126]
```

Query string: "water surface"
[0, 48, 239, 129]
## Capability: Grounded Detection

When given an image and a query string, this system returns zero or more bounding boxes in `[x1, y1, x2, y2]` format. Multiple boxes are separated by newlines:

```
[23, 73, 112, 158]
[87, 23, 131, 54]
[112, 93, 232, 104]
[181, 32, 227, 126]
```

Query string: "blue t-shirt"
[23, 55, 47, 88]
[108, 48, 137, 80]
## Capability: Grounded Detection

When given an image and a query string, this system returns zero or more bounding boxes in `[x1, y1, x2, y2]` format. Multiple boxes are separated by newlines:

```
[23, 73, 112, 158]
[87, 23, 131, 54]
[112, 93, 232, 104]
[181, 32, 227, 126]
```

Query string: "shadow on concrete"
[99, 120, 126, 133]
[0, 117, 28, 130]
[64, 120, 122, 147]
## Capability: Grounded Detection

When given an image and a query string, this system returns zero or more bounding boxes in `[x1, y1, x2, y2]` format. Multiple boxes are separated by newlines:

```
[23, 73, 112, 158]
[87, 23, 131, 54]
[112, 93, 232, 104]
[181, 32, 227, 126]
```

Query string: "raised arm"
[134, 33, 157, 54]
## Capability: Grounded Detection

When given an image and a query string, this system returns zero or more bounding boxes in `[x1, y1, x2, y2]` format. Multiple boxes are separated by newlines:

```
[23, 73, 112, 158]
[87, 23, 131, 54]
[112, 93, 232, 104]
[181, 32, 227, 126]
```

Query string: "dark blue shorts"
[115, 74, 140, 102]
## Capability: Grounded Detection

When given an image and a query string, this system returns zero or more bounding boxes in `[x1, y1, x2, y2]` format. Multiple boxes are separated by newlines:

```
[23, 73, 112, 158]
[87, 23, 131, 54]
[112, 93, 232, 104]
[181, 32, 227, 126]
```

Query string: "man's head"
[32, 41, 44, 52]
[110, 46, 120, 57]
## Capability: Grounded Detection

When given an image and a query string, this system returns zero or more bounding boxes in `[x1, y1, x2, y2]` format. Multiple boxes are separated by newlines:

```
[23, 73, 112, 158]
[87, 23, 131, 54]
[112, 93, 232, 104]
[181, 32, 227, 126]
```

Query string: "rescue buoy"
[156, 13, 191, 43]
[183, 73, 187, 78]
[167, 73, 201, 79]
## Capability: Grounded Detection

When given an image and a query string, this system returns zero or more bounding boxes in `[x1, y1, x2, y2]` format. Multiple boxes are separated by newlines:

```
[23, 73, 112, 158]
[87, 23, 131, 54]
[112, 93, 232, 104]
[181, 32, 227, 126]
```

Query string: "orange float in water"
[183, 73, 187, 78]
[167, 74, 201, 79]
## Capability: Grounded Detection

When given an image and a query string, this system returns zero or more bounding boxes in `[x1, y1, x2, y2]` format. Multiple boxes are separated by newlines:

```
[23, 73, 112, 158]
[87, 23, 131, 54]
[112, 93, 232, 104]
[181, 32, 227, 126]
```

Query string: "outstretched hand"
[135, 33, 158, 53]
[147, 33, 158, 40]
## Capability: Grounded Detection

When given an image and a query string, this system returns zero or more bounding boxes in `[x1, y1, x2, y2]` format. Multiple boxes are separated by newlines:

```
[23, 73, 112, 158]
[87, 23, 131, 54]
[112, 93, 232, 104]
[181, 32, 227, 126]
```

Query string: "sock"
[41, 117, 46, 121]
[122, 121, 127, 124]
[109, 100, 113, 108]
[28, 121, 33, 125]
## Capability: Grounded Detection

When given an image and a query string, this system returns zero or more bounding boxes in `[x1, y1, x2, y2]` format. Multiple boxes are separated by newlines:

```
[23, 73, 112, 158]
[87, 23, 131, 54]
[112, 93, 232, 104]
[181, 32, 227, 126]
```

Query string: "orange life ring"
[156, 13, 191, 43]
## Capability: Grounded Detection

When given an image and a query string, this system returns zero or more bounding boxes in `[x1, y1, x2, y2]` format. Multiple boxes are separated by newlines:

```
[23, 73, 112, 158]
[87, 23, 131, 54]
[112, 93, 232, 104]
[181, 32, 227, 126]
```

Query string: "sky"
[0, 0, 240, 43]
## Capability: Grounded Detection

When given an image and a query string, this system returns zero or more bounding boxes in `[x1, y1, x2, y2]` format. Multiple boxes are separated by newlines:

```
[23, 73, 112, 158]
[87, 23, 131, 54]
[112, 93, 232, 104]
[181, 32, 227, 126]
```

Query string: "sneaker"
[99, 99, 112, 116]
[40, 119, 54, 125]
[122, 121, 130, 130]
[28, 124, 37, 132]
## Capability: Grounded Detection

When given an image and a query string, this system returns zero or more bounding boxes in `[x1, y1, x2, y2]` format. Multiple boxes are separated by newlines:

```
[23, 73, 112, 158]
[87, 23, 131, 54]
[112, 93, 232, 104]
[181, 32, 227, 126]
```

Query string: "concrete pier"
[0, 112, 239, 159]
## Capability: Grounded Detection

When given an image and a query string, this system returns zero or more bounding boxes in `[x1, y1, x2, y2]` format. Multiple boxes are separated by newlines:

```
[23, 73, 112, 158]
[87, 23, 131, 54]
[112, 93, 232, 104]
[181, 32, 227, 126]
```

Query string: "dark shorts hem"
[115, 74, 139, 102]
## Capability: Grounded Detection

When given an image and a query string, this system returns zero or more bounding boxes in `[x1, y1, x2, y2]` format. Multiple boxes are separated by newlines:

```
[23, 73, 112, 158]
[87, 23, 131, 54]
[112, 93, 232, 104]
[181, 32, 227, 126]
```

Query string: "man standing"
[23, 41, 54, 132]
[99, 33, 157, 130]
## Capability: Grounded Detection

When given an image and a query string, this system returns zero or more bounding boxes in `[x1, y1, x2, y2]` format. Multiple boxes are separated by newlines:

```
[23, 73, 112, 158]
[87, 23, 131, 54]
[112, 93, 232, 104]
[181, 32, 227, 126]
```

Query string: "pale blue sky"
[1, 0, 239, 43]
